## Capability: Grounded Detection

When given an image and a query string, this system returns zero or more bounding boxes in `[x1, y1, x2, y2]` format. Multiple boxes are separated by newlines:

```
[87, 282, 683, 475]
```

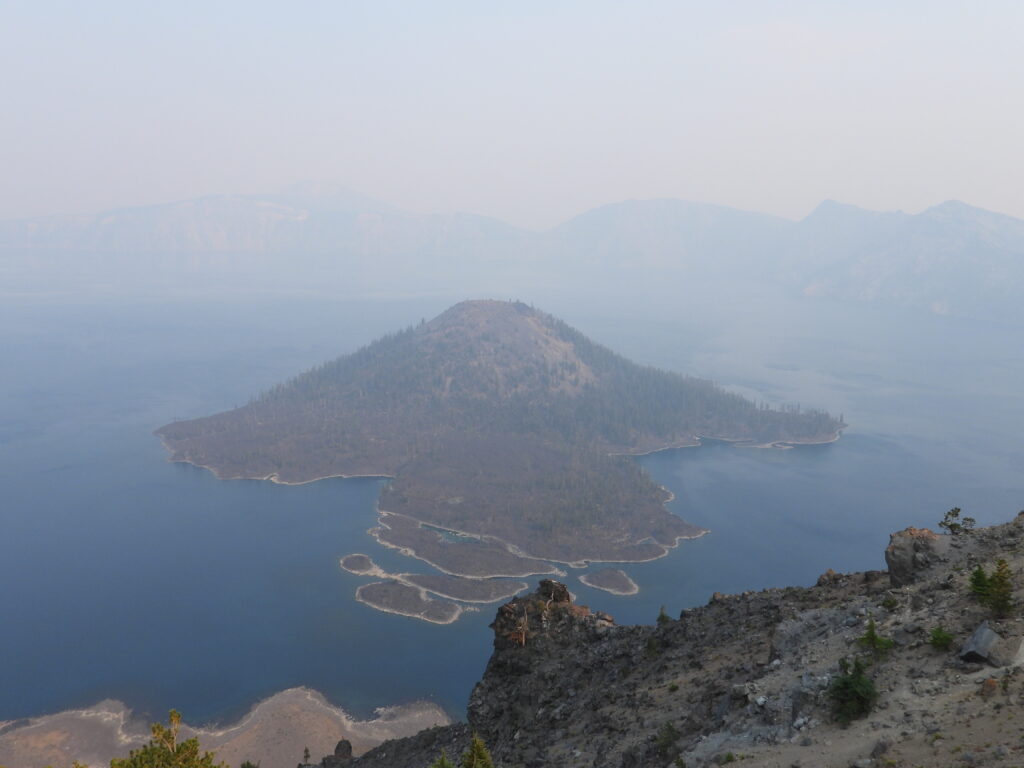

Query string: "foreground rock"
[346, 513, 1024, 767]
[884, 526, 950, 586]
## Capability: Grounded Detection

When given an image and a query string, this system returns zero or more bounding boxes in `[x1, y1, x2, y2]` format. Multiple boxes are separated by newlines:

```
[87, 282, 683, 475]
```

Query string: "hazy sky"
[3, 1, 1023, 229]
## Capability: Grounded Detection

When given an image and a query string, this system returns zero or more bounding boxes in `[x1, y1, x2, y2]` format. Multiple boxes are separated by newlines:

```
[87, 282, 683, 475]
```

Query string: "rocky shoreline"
[342, 512, 1024, 768]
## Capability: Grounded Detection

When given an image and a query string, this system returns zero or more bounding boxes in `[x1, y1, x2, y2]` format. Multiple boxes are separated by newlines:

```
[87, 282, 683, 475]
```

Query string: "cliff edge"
[340, 513, 1024, 767]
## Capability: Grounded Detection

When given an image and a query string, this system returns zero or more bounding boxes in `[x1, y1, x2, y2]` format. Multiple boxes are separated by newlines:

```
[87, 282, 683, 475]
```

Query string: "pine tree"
[986, 559, 1014, 618]
[110, 711, 227, 768]
[969, 565, 991, 600]
[428, 751, 456, 768]
[856, 617, 894, 659]
[459, 735, 494, 768]
[829, 657, 878, 723]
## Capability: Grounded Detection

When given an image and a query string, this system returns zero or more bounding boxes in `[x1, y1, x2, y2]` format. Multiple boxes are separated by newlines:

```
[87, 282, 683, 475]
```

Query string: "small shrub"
[829, 657, 878, 723]
[668, 682, 679, 692]
[429, 750, 456, 768]
[856, 617, 894, 658]
[939, 507, 976, 535]
[929, 627, 954, 651]
[881, 595, 898, 611]
[645, 635, 660, 658]
[657, 605, 671, 625]
[459, 735, 493, 768]
[655, 722, 681, 757]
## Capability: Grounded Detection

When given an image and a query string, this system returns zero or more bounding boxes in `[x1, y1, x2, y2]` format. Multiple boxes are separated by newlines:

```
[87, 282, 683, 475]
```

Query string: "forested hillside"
[157, 300, 842, 564]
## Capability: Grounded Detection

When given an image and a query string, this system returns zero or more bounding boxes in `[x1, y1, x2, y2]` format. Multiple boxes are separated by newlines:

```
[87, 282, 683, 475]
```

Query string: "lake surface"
[2, 291, 1022, 725]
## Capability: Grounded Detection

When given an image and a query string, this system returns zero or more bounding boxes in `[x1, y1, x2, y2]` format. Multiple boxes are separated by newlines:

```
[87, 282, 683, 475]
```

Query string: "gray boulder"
[959, 621, 1022, 667]
[884, 527, 948, 586]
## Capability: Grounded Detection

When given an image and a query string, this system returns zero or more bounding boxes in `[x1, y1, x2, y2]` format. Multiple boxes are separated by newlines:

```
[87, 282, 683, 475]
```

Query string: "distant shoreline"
[579, 569, 640, 596]
[155, 429, 843, 579]
[372, 509, 708, 576]
[610, 428, 843, 457]
[353, 583, 470, 625]
[159, 428, 842, 490]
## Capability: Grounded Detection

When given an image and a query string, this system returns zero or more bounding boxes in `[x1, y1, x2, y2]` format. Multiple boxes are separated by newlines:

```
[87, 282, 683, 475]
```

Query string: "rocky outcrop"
[884, 526, 949, 586]
[320, 739, 353, 767]
[345, 515, 1024, 768]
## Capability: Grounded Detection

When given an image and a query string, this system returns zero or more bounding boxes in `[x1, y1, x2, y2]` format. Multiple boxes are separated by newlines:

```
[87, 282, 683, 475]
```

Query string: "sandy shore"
[0, 688, 449, 768]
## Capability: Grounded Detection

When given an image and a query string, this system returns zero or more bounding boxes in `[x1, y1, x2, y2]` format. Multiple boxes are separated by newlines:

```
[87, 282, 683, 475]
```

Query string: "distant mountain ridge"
[3, 188, 1022, 323]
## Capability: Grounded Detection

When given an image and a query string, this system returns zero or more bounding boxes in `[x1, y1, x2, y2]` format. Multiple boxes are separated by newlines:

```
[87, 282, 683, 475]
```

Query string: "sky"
[2, 1, 1023, 230]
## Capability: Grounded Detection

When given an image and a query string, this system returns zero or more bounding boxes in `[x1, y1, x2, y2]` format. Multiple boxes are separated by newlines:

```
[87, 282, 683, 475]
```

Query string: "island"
[355, 581, 467, 624]
[340, 553, 528, 621]
[157, 300, 843, 577]
[579, 568, 640, 595]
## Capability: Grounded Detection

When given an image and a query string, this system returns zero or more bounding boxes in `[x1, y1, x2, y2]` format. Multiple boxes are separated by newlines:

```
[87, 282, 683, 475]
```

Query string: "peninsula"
[157, 300, 842, 574]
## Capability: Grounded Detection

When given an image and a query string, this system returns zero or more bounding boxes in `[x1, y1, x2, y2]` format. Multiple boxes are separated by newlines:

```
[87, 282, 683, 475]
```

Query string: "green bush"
[829, 658, 878, 723]
[428, 750, 456, 768]
[856, 617, 894, 658]
[645, 635, 660, 657]
[929, 626, 954, 651]
[655, 722, 681, 757]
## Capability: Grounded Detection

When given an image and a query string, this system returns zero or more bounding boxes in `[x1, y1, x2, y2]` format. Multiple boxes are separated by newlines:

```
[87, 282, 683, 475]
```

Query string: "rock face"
[884, 526, 949, 586]
[321, 739, 353, 767]
[345, 515, 1024, 768]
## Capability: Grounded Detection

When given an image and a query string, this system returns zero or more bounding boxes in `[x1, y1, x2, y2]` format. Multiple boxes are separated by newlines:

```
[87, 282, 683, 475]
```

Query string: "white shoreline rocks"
[578, 568, 640, 595]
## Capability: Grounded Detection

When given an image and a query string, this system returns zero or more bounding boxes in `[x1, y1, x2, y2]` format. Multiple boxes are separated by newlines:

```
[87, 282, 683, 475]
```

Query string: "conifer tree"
[459, 735, 494, 768]
[986, 559, 1014, 618]
[856, 616, 894, 659]
[110, 711, 227, 768]
[969, 565, 991, 600]
[428, 751, 456, 768]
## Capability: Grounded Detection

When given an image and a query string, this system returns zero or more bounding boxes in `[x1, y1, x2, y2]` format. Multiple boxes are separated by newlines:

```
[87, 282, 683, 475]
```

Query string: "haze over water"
[2, 288, 1021, 724]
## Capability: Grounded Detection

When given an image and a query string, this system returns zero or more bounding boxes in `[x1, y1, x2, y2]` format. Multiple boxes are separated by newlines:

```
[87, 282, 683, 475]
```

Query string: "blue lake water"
[1, 293, 1022, 725]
